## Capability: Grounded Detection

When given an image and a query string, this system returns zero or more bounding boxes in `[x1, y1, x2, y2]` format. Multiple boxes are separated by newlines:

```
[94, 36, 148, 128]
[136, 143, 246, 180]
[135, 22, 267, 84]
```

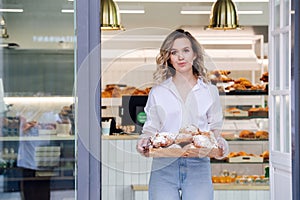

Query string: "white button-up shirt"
[142, 77, 223, 137]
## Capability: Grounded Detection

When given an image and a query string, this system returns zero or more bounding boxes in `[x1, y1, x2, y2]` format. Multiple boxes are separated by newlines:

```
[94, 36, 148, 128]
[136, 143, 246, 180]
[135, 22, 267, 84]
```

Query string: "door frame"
[76, 0, 102, 199]
[292, 0, 300, 199]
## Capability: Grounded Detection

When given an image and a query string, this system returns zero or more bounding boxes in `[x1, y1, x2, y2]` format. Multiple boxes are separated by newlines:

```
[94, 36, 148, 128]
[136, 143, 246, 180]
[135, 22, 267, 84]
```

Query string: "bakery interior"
[101, 1, 270, 200]
[0, 0, 271, 200]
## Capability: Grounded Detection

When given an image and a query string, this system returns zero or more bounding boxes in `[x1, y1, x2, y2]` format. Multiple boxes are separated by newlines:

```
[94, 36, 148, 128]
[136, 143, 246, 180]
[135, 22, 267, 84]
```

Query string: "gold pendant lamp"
[207, 0, 241, 30]
[101, 0, 123, 31]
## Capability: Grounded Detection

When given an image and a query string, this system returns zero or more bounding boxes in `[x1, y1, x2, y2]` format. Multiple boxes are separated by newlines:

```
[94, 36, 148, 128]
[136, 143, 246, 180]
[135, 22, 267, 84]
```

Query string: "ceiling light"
[118, 5, 145, 14]
[206, 0, 241, 30]
[181, 10, 210, 14]
[238, 10, 263, 14]
[101, 0, 124, 31]
[0, 9, 24, 13]
[181, 10, 263, 15]
[119, 9, 145, 13]
[61, 9, 74, 13]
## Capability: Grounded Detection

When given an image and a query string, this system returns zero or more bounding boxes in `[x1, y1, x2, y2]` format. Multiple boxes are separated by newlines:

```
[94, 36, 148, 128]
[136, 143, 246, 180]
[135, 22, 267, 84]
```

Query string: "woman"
[137, 29, 228, 200]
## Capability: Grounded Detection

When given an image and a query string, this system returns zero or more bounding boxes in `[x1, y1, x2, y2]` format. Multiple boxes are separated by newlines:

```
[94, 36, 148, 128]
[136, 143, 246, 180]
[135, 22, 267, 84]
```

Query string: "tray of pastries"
[148, 125, 221, 158]
[224, 78, 267, 95]
[239, 130, 269, 140]
[227, 151, 263, 163]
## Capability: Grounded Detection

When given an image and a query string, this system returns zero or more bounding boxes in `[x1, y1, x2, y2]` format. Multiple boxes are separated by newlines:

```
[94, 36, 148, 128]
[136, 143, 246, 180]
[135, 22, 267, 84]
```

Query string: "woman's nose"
[178, 52, 184, 59]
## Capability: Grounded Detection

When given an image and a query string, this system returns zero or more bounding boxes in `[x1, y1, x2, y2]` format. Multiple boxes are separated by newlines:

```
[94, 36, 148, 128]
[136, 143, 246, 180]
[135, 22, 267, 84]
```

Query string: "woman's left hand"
[214, 137, 229, 160]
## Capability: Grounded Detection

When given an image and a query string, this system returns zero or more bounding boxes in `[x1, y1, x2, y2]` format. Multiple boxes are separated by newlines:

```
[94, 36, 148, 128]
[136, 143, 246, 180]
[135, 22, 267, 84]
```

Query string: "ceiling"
[0, 0, 269, 49]
[110, 1, 269, 32]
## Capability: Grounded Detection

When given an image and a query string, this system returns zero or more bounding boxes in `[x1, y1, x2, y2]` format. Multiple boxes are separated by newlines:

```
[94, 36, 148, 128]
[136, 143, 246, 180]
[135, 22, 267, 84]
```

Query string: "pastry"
[239, 130, 255, 138]
[175, 133, 193, 145]
[193, 135, 214, 149]
[193, 132, 218, 149]
[260, 72, 269, 82]
[208, 70, 233, 83]
[121, 86, 137, 95]
[237, 151, 247, 156]
[260, 150, 269, 159]
[255, 130, 269, 139]
[150, 132, 175, 148]
[248, 107, 268, 117]
[179, 125, 200, 135]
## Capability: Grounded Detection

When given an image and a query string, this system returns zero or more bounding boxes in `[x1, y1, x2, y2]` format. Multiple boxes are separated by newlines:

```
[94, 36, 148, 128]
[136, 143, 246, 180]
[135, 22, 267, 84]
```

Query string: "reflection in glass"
[274, 95, 281, 151]
[274, 0, 281, 28]
[283, 33, 290, 90]
[283, 0, 290, 27]
[284, 96, 290, 153]
[274, 35, 281, 90]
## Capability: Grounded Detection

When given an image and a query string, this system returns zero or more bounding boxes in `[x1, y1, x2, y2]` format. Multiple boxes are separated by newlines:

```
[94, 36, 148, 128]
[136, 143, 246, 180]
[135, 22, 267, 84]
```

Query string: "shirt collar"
[161, 77, 209, 92]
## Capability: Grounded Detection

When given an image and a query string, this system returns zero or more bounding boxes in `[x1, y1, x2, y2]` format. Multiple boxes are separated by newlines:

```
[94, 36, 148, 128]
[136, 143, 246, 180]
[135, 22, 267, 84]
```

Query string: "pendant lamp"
[101, 0, 124, 31]
[0, 16, 9, 38]
[206, 0, 241, 30]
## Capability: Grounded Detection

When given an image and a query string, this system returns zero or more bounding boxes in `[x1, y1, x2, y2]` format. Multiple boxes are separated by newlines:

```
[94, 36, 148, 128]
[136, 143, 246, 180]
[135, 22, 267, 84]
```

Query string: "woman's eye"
[171, 51, 177, 55]
[184, 49, 190, 53]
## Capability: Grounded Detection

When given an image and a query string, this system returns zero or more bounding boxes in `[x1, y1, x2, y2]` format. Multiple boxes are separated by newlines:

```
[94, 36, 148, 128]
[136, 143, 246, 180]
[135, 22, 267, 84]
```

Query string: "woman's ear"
[193, 53, 196, 61]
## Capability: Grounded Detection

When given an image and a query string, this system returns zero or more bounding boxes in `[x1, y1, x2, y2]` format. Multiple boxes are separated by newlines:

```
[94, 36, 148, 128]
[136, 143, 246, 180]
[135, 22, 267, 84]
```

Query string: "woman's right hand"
[136, 137, 151, 157]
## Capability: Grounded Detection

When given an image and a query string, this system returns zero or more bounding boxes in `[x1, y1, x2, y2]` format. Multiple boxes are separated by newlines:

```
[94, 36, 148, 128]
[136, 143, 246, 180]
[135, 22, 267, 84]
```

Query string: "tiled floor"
[0, 190, 75, 200]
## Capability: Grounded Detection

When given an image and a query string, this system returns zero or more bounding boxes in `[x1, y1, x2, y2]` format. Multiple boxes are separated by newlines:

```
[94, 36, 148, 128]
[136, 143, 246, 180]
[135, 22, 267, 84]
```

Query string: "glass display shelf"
[0, 135, 75, 141]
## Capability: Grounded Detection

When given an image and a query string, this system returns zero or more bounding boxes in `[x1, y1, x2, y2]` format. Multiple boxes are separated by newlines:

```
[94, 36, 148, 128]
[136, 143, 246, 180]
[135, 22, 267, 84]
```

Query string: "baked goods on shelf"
[101, 84, 152, 98]
[260, 72, 269, 82]
[102, 84, 122, 98]
[255, 130, 269, 139]
[239, 130, 255, 139]
[208, 70, 234, 84]
[248, 107, 269, 117]
[224, 107, 248, 117]
[226, 151, 264, 163]
[260, 150, 269, 159]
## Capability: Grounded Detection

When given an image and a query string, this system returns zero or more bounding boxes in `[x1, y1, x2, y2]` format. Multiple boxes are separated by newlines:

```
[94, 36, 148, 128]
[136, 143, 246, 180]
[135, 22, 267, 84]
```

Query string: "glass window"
[274, 0, 281, 28]
[283, 0, 290, 27]
[283, 33, 290, 90]
[274, 35, 281, 90]
[283, 95, 290, 153]
[274, 95, 281, 151]
[0, 1, 76, 199]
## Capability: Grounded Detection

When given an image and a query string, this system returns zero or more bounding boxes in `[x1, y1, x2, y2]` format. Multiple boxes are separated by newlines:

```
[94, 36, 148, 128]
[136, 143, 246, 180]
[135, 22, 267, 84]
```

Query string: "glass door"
[269, 0, 293, 199]
[0, 0, 76, 199]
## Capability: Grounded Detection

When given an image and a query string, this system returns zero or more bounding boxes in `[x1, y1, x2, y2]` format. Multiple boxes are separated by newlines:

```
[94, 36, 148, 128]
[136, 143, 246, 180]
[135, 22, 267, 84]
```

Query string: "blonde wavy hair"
[153, 29, 209, 84]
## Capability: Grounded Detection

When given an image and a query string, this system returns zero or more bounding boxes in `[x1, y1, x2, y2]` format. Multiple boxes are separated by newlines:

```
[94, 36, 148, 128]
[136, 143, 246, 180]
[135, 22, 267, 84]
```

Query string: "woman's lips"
[178, 62, 187, 67]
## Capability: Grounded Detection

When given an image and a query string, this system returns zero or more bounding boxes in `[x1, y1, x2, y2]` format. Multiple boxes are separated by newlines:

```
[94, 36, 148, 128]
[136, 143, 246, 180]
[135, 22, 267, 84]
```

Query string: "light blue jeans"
[149, 157, 213, 200]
